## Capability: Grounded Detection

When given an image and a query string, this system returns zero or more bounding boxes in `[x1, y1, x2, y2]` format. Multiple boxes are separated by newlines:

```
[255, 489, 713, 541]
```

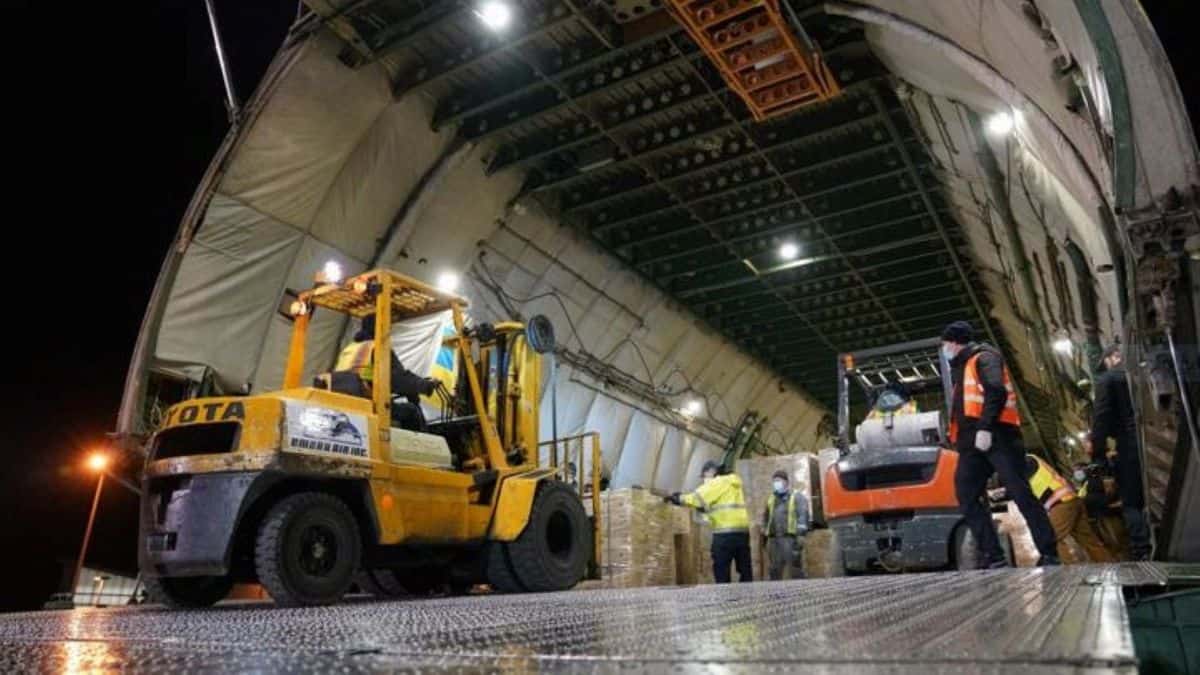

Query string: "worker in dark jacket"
[941, 320, 1060, 566]
[1090, 345, 1151, 560]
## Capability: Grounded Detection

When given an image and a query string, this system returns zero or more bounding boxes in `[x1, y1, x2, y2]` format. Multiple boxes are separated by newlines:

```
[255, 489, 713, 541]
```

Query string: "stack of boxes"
[591, 451, 828, 589]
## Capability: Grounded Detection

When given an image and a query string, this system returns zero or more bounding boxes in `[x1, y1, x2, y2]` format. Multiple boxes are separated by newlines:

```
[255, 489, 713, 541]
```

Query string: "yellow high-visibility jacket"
[681, 473, 751, 534]
[336, 341, 374, 385]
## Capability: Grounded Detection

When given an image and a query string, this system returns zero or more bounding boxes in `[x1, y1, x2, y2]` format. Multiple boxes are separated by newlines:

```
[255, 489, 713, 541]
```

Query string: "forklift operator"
[335, 314, 438, 425]
[866, 382, 917, 419]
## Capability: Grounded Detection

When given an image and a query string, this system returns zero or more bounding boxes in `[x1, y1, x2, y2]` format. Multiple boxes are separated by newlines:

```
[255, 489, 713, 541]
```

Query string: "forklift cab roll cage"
[285, 269, 518, 471]
[836, 337, 953, 455]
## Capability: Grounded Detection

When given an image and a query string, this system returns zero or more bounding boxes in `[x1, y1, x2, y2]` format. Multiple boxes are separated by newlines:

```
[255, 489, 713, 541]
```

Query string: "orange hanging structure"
[664, 0, 840, 121]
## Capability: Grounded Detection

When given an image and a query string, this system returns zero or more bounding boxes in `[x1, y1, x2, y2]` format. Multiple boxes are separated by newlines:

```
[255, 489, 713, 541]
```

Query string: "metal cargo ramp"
[0, 564, 1181, 672]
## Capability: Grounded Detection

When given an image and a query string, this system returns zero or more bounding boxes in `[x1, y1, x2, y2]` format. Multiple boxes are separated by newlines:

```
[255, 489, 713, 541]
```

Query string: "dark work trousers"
[954, 428, 1058, 563]
[1114, 431, 1151, 559]
[711, 531, 753, 583]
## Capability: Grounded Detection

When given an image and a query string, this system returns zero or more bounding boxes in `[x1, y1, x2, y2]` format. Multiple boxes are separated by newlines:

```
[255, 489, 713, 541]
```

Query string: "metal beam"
[632, 166, 929, 268]
[547, 98, 889, 202]
[663, 194, 949, 297]
[652, 230, 941, 286]
[665, 35, 907, 339]
[497, 33, 842, 354]
[359, 2, 466, 64]
[492, 84, 719, 175]
[755, 307, 971, 353]
[568, 119, 908, 216]
[740, 301, 991, 347]
[600, 140, 926, 237]
[688, 250, 957, 309]
[599, 147, 932, 243]
[731, 294, 967, 338]
[468, 37, 867, 157]
[394, 8, 580, 97]
[437, 25, 692, 132]
[709, 279, 962, 325]
[444, 43, 709, 138]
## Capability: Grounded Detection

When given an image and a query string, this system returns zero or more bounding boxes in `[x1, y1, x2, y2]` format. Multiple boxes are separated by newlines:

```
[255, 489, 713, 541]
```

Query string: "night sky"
[1, 1, 1195, 612]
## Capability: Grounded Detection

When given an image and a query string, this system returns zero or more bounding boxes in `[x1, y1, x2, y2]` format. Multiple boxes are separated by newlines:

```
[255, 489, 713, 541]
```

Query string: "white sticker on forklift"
[285, 402, 369, 459]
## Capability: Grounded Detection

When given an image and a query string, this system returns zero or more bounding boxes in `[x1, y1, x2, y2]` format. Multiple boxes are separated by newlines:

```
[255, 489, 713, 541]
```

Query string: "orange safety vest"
[948, 352, 1021, 442]
[1028, 455, 1076, 510]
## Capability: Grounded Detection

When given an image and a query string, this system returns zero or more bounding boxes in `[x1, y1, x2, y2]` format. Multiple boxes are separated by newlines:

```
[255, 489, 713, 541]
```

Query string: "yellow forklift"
[139, 268, 601, 607]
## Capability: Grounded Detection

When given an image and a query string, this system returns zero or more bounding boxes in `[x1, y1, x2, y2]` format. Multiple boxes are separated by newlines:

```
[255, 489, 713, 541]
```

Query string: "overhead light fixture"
[682, 399, 703, 418]
[778, 242, 799, 260]
[475, 1, 512, 30]
[436, 271, 461, 293]
[986, 111, 1015, 136]
[1075, 431, 1088, 440]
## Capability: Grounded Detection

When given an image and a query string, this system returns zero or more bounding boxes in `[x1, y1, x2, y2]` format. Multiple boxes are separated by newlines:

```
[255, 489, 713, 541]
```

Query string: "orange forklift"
[823, 338, 1013, 573]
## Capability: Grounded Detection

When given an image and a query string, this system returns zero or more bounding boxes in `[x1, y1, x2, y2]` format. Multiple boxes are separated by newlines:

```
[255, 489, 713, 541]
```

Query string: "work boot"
[1037, 554, 1061, 567]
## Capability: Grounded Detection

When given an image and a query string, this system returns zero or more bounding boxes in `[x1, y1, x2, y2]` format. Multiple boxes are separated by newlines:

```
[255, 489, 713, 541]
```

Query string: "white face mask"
[941, 343, 959, 362]
[703, 472, 715, 481]
[1073, 470, 1087, 482]
[773, 480, 786, 492]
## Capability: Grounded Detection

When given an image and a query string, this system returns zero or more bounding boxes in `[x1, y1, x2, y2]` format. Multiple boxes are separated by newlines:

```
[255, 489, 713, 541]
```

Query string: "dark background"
[0, 1, 1195, 611]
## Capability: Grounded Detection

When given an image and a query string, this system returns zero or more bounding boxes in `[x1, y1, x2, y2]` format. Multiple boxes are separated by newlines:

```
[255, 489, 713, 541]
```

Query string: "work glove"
[664, 492, 681, 505]
[975, 429, 993, 452]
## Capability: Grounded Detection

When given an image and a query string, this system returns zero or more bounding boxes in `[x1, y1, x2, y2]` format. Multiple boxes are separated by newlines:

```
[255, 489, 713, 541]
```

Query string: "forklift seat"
[313, 371, 369, 398]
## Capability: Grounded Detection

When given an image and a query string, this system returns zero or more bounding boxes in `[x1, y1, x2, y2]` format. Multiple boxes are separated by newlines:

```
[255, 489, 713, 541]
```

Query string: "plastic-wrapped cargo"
[599, 488, 726, 588]
[803, 529, 840, 577]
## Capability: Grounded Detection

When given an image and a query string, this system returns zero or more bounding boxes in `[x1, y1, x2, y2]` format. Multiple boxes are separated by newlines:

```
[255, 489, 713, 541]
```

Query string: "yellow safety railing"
[538, 431, 602, 575]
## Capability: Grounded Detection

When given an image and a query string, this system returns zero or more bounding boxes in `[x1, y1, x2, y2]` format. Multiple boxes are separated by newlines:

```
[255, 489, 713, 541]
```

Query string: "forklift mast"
[836, 337, 954, 454]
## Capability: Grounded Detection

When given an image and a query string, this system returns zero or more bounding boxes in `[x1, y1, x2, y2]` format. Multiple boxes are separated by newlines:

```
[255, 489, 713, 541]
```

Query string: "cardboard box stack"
[599, 488, 676, 587]
[589, 453, 827, 589]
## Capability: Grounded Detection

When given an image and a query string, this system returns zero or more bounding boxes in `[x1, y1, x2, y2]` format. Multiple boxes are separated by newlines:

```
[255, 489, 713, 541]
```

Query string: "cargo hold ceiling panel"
[298, 0, 1010, 413]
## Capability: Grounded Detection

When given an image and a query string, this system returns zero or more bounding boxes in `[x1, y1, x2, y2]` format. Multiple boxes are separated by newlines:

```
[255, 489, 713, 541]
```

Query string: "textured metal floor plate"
[0, 564, 1156, 672]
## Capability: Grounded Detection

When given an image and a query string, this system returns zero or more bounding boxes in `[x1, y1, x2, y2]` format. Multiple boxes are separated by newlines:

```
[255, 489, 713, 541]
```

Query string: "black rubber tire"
[255, 492, 361, 607]
[355, 569, 407, 598]
[144, 575, 233, 609]
[486, 541, 526, 593]
[505, 481, 591, 592]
